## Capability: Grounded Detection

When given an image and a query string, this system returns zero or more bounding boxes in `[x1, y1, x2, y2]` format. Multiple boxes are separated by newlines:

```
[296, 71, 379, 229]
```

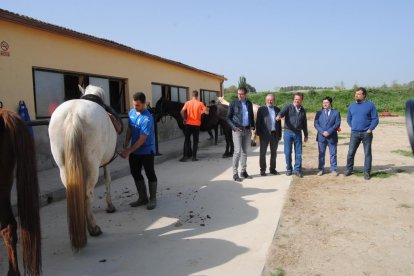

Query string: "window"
[151, 83, 188, 106]
[200, 89, 218, 106]
[151, 84, 162, 107]
[34, 70, 65, 118]
[33, 68, 126, 118]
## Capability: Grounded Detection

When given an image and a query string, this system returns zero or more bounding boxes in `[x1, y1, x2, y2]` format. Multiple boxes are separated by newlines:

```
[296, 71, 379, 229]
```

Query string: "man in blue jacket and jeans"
[345, 87, 379, 180]
[276, 93, 308, 178]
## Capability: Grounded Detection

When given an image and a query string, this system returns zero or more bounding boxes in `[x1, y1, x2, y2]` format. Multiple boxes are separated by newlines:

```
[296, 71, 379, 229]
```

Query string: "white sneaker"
[316, 171, 323, 176]
[331, 171, 338, 176]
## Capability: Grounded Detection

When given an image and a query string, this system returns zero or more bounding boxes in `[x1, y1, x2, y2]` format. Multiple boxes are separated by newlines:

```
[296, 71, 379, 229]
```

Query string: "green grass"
[270, 268, 285, 276]
[353, 170, 394, 178]
[392, 149, 413, 157]
[398, 204, 412, 208]
[224, 88, 414, 115]
[338, 132, 350, 140]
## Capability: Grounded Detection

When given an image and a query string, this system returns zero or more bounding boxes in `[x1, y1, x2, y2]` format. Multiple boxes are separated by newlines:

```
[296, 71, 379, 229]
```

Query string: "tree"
[238, 76, 247, 88]
[224, 85, 238, 95]
[238, 75, 256, 93]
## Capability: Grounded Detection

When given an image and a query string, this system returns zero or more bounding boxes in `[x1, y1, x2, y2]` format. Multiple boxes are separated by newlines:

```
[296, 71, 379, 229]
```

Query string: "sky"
[2, 0, 414, 91]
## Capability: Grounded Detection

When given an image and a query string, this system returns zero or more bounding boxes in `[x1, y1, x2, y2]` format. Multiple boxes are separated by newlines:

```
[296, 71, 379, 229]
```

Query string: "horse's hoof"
[106, 205, 116, 213]
[89, 226, 102, 237]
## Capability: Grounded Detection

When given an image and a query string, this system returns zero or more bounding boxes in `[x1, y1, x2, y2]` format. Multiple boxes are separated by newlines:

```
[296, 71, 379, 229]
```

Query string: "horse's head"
[79, 85, 105, 103]
[154, 97, 168, 122]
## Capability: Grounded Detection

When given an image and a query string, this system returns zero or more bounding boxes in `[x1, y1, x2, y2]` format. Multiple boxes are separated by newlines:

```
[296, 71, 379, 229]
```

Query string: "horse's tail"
[2, 109, 42, 275]
[64, 112, 87, 251]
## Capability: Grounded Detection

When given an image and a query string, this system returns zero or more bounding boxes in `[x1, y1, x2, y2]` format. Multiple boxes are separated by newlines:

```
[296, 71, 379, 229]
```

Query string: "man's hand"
[322, 131, 329, 137]
[367, 129, 372, 133]
[234, 127, 242, 132]
[183, 119, 187, 125]
[120, 149, 131, 159]
[304, 137, 308, 143]
[276, 115, 282, 121]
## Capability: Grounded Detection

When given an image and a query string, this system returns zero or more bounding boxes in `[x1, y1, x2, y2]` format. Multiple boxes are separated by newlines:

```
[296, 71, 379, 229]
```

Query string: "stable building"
[0, 9, 225, 170]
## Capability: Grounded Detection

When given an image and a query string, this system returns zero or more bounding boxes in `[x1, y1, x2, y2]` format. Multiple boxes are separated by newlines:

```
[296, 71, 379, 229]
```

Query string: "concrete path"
[10, 132, 222, 209]
[3, 137, 291, 276]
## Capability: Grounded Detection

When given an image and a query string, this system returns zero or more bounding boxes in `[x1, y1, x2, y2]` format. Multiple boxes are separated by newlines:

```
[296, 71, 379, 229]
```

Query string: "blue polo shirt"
[128, 108, 156, 155]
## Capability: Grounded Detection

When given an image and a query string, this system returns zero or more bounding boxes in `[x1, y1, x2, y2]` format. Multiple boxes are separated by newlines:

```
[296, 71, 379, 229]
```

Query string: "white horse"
[217, 96, 260, 146]
[49, 85, 117, 251]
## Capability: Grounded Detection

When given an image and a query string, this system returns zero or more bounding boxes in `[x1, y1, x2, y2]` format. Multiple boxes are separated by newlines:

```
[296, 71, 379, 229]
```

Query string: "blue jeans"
[318, 139, 338, 172]
[284, 130, 303, 173]
[346, 131, 373, 173]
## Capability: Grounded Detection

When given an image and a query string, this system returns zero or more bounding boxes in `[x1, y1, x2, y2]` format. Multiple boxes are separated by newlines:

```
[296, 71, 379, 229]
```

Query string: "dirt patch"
[263, 116, 414, 276]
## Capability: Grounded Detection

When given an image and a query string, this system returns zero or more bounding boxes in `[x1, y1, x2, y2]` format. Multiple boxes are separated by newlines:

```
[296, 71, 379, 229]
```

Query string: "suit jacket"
[314, 109, 341, 143]
[256, 105, 282, 140]
[226, 99, 255, 130]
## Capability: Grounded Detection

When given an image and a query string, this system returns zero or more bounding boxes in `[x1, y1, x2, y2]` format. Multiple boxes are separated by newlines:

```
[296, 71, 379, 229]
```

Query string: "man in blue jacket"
[226, 87, 255, 182]
[345, 87, 379, 180]
[314, 97, 341, 176]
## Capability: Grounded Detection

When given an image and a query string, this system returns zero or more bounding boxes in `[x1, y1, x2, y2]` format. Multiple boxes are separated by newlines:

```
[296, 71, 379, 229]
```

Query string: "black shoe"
[364, 172, 371, 180]
[294, 171, 303, 178]
[269, 170, 280, 175]
[146, 199, 157, 210]
[130, 198, 149, 207]
[260, 171, 266, 176]
[344, 170, 352, 176]
[179, 157, 189, 162]
[241, 171, 252, 179]
[233, 174, 242, 182]
[286, 171, 292, 176]
[192, 158, 199, 161]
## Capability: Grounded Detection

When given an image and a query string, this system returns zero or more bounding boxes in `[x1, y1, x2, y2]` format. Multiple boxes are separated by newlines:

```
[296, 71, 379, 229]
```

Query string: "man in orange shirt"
[180, 90, 209, 161]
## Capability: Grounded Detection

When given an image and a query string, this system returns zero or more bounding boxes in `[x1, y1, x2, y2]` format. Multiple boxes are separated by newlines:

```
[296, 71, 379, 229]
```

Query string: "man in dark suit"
[256, 94, 282, 176]
[314, 96, 341, 176]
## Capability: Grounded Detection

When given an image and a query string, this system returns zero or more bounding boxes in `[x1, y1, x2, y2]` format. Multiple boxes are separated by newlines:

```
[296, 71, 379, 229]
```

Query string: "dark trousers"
[318, 139, 338, 172]
[129, 153, 157, 182]
[259, 131, 279, 173]
[346, 130, 373, 173]
[183, 125, 200, 158]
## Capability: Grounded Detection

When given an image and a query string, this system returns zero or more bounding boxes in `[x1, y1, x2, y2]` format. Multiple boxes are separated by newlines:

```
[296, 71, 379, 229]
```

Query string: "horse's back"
[49, 100, 117, 167]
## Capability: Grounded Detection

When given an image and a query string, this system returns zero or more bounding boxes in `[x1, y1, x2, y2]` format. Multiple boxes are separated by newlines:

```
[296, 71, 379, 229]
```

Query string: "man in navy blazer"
[314, 96, 341, 176]
[256, 94, 282, 176]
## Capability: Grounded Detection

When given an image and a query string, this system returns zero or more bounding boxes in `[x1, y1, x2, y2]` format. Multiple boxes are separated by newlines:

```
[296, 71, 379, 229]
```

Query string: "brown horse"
[0, 109, 41, 276]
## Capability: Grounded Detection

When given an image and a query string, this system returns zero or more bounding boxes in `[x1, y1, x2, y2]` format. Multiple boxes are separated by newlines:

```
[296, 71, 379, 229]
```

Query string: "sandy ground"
[1, 142, 291, 276]
[263, 115, 414, 276]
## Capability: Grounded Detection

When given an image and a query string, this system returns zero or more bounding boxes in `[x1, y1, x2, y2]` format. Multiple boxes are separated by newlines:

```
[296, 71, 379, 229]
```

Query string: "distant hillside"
[224, 88, 414, 115]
